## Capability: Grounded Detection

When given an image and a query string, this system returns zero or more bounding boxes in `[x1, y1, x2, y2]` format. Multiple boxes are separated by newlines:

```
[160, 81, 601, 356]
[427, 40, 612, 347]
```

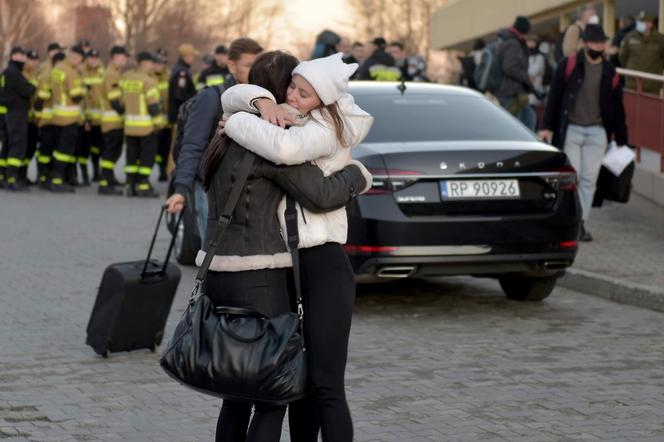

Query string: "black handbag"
[160, 152, 307, 405]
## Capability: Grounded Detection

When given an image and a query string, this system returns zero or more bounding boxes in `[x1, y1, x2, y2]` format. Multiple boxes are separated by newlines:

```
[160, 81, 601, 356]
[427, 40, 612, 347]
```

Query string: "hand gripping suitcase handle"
[141, 205, 184, 279]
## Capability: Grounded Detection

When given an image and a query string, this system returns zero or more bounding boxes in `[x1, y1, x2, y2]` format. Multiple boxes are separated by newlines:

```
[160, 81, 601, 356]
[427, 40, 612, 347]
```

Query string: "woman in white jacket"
[219, 53, 373, 442]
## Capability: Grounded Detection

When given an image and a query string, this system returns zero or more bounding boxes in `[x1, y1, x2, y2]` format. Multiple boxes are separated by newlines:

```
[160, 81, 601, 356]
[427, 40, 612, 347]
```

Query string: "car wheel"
[499, 274, 558, 301]
[172, 206, 200, 266]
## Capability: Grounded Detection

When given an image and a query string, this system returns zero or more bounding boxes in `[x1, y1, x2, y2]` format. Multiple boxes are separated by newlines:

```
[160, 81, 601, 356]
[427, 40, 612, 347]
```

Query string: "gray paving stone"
[2, 185, 664, 441]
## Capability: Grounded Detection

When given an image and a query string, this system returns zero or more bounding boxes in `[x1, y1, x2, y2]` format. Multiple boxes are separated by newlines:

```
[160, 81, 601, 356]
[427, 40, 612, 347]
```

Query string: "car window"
[354, 93, 537, 143]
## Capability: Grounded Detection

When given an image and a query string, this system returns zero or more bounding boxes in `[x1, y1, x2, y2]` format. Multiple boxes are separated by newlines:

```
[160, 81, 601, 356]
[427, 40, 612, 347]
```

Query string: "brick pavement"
[573, 193, 664, 288]
[2, 185, 664, 441]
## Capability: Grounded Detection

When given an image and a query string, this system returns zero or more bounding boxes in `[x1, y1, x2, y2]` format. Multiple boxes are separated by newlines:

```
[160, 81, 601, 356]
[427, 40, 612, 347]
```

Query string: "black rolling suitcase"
[86, 206, 183, 357]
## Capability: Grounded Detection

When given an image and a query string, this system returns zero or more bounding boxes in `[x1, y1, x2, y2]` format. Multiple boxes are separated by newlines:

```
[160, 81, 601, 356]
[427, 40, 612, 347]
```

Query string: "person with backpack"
[493, 16, 538, 131]
[164, 38, 263, 242]
[539, 25, 628, 242]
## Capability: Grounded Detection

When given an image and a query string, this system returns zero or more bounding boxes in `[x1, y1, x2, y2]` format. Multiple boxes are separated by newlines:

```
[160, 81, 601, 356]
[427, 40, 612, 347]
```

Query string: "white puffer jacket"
[222, 84, 374, 249]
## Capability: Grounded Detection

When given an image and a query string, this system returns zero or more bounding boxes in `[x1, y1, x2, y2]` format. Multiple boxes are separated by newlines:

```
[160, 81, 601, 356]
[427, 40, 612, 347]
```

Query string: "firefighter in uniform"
[167, 43, 198, 126]
[121, 51, 161, 197]
[0, 47, 37, 191]
[23, 50, 40, 185]
[50, 45, 86, 193]
[98, 46, 128, 196]
[80, 48, 105, 184]
[34, 51, 65, 188]
[152, 49, 170, 181]
[197, 44, 230, 89]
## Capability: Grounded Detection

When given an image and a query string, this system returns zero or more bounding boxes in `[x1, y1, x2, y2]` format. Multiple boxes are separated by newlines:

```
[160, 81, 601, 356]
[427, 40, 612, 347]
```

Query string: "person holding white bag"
[539, 25, 629, 242]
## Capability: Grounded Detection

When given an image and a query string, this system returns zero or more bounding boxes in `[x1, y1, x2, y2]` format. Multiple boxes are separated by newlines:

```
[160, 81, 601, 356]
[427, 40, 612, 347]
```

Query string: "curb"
[559, 268, 664, 313]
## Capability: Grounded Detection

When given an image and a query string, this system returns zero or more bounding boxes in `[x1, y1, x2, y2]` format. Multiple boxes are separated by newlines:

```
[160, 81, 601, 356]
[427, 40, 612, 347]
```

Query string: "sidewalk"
[559, 192, 664, 311]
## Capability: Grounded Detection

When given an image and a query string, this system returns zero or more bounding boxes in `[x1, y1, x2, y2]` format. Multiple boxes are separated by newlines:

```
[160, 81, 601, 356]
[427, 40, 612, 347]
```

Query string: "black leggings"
[289, 243, 355, 442]
[205, 268, 292, 442]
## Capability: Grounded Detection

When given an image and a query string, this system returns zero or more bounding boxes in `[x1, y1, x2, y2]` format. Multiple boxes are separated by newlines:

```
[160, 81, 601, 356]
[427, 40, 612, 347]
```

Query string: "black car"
[345, 82, 581, 301]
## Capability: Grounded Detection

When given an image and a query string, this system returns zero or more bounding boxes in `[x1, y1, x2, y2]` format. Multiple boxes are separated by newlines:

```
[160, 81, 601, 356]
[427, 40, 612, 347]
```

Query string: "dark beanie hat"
[513, 16, 531, 34]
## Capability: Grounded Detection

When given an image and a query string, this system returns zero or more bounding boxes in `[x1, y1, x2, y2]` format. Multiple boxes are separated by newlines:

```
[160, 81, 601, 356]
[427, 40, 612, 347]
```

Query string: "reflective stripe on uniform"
[138, 167, 152, 176]
[70, 87, 86, 97]
[124, 114, 152, 127]
[53, 150, 77, 163]
[206, 75, 225, 87]
[90, 146, 101, 155]
[107, 89, 122, 100]
[7, 158, 22, 167]
[100, 160, 115, 170]
[156, 154, 164, 163]
[23, 158, 30, 166]
[137, 183, 151, 190]
[86, 108, 102, 119]
[38, 89, 51, 100]
[0, 159, 6, 167]
[52, 178, 64, 184]
[145, 87, 160, 101]
[53, 104, 82, 117]
[78, 157, 89, 165]
[158, 81, 168, 91]
[0, 105, 7, 114]
[101, 110, 123, 123]
[124, 165, 139, 174]
[83, 77, 103, 85]
[37, 155, 51, 164]
[99, 179, 109, 186]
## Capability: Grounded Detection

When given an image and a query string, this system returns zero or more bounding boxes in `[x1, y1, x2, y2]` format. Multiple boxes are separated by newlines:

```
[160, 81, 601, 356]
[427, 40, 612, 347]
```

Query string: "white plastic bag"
[602, 142, 635, 177]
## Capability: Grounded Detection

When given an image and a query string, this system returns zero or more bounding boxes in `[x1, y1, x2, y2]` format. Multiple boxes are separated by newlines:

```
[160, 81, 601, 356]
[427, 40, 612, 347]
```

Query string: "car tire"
[499, 274, 558, 301]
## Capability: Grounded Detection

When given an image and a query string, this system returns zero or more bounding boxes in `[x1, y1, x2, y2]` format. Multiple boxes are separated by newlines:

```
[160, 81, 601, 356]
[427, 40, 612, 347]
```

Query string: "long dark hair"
[203, 50, 300, 190]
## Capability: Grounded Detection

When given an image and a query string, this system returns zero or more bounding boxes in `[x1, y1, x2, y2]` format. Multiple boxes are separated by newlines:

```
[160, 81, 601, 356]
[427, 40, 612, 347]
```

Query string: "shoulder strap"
[564, 52, 578, 82]
[285, 196, 305, 349]
[194, 151, 254, 284]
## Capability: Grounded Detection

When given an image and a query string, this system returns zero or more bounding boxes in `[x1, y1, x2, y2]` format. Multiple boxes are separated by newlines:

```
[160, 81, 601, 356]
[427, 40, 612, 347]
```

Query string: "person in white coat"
[219, 53, 374, 442]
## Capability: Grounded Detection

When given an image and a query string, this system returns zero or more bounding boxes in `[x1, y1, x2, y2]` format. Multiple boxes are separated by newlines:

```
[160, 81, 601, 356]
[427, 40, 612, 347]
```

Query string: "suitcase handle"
[142, 205, 184, 279]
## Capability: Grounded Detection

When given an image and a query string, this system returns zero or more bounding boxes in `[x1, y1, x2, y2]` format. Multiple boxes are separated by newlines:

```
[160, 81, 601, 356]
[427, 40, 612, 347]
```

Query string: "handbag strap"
[191, 152, 255, 297]
[285, 196, 305, 349]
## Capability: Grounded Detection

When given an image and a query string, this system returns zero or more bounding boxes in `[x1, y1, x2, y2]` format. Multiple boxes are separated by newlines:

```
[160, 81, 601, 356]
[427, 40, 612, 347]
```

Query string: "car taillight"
[366, 168, 420, 195]
[344, 245, 399, 254]
[560, 240, 578, 249]
[545, 166, 578, 191]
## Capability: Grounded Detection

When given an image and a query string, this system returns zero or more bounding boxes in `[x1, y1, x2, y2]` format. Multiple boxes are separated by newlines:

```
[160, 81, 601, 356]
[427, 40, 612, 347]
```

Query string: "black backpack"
[473, 38, 504, 93]
[172, 85, 225, 163]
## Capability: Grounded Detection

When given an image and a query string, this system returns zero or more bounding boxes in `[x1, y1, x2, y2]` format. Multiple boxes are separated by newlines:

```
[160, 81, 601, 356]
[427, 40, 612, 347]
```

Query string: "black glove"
[33, 98, 44, 111]
[110, 100, 125, 115]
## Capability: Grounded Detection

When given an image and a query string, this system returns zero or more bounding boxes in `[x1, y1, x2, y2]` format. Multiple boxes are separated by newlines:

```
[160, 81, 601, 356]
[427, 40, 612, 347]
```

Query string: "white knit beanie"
[292, 53, 358, 106]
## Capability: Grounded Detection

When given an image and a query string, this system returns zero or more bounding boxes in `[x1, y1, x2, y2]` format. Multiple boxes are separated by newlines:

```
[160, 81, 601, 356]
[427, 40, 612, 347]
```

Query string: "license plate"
[440, 179, 520, 199]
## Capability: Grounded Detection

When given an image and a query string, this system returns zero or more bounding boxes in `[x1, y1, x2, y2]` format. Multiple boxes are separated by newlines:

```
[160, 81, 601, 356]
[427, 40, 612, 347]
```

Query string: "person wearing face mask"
[557, 5, 600, 61]
[619, 11, 664, 95]
[539, 25, 628, 242]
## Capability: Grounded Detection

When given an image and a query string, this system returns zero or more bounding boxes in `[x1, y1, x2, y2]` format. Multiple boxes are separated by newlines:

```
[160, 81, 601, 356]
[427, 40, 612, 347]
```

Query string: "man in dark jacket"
[495, 16, 537, 131]
[539, 25, 628, 242]
[608, 15, 635, 68]
[0, 47, 37, 191]
[165, 38, 263, 240]
[168, 43, 199, 125]
[355, 37, 401, 81]
[197, 45, 230, 89]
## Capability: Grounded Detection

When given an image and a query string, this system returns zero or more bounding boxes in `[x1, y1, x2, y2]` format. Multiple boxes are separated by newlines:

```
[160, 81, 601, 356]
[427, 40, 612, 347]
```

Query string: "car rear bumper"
[350, 251, 577, 283]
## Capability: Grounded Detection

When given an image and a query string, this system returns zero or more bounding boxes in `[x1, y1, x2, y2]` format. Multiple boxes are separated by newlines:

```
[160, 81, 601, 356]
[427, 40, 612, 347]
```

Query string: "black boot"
[6, 168, 30, 192]
[50, 162, 76, 193]
[125, 173, 137, 197]
[135, 180, 159, 198]
[66, 163, 79, 187]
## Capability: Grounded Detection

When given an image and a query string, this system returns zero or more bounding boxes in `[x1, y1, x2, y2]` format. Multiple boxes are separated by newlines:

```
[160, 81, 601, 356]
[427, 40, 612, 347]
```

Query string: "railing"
[617, 67, 664, 172]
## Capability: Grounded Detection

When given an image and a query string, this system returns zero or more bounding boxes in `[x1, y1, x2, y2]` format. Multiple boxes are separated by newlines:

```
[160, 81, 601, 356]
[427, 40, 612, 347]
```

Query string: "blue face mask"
[636, 21, 647, 33]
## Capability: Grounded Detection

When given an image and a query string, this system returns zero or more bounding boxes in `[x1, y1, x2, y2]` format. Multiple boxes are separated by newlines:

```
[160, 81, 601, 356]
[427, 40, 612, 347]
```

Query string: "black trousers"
[78, 124, 103, 165]
[205, 268, 292, 442]
[289, 243, 355, 442]
[4, 112, 29, 180]
[26, 123, 38, 162]
[125, 134, 157, 183]
[100, 129, 123, 184]
[37, 125, 58, 182]
[157, 127, 172, 168]
[52, 123, 79, 181]
[0, 115, 7, 180]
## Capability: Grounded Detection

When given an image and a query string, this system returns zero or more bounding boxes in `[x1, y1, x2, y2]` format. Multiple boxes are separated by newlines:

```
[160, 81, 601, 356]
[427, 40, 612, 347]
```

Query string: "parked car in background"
[345, 82, 581, 301]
